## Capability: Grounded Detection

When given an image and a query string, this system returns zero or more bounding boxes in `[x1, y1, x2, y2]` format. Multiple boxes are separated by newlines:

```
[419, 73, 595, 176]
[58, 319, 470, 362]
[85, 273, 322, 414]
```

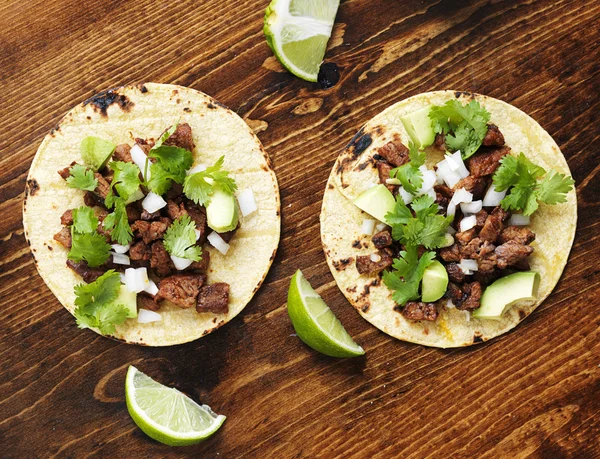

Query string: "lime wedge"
[125, 366, 226, 446]
[264, 0, 340, 82]
[287, 270, 365, 357]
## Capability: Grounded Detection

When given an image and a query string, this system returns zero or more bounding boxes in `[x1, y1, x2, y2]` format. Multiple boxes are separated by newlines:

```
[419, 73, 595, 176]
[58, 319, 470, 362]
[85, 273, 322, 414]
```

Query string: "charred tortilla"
[23, 83, 280, 346]
[320, 91, 576, 348]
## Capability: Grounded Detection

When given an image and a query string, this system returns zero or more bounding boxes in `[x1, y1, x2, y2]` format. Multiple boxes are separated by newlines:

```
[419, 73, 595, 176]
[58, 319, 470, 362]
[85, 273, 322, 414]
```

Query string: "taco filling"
[52, 122, 247, 334]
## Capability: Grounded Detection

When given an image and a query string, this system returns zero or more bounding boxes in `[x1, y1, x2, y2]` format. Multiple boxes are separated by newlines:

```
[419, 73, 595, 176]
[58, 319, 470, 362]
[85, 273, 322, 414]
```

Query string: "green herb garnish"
[108, 161, 142, 202]
[382, 246, 436, 306]
[183, 156, 237, 206]
[72, 207, 98, 234]
[163, 215, 202, 261]
[389, 142, 426, 195]
[66, 164, 98, 191]
[68, 231, 111, 267]
[103, 198, 133, 245]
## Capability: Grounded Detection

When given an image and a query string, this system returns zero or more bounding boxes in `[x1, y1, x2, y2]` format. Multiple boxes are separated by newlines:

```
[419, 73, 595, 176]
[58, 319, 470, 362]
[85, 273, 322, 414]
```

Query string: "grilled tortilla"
[23, 83, 280, 346]
[320, 91, 576, 348]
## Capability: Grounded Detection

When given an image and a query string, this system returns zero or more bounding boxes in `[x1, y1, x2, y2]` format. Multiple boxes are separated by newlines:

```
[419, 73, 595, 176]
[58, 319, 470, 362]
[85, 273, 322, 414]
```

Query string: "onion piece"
[463, 310, 471, 322]
[111, 244, 130, 254]
[446, 299, 455, 309]
[386, 178, 401, 186]
[194, 229, 201, 241]
[207, 232, 230, 255]
[142, 192, 167, 214]
[482, 184, 507, 207]
[237, 188, 258, 217]
[508, 214, 530, 226]
[452, 188, 473, 205]
[187, 164, 207, 175]
[459, 215, 477, 232]
[399, 186, 413, 205]
[119, 273, 126, 284]
[375, 223, 388, 232]
[125, 188, 145, 205]
[447, 201, 457, 217]
[171, 255, 193, 271]
[370, 253, 381, 262]
[124, 267, 149, 293]
[440, 233, 454, 248]
[418, 169, 437, 195]
[144, 279, 159, 296]
[459, 258, 479, 272]
[460, 200, 483, 215]
[111, 252, 131, 266]
[361, 219, 376, 235]
[444, 171, 462, 188]
[426, 187, 437, 201]
[449, 151, 469, 178]
[137, 309, 162, 324]
[131, 144, 151, 181]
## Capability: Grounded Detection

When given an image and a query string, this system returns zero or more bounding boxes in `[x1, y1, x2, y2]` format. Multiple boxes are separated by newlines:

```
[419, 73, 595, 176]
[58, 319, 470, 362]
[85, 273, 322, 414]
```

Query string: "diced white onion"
[111, 244, 130, 254]
[142, 192, 167, 214]
[370, 253, 381, 262]
[446, 299, 455, 309]
[459, 215, 477, 232]
[482, 184, 507, 207]
[436, 159, 463, 188]
[237, 188, 258, 217]
[460, 259, 479, 272]
[194, 229, 201, 241]
[426, 187, 437, 201]
[187, 164, 207, 175]
[125, 188, 145, 205]
[207, 232, 230, 255]
[375, 222, 388, 232]
[508, 214, 530, 226]
[171, 255, 193, 271]
[137, 309, 162, 324]
[124, 267, 149, 293]
[144, 279, 159, 296]
[386, 178, 401, 185]
[447, 201, 457, 217]
[449, 151, 470, 178]
[111, 252, 131, 265]
[441, 233, 454, 248]
[444, 171, 462, 188]
[445, 153, 460, 171]
[399, 186, 413, 205]
[418, 170, 437, 196]
[451, 188, 474, 205]
[361, 219, 376, 235]
[436, 159, 451, 178]
[463, 269, 473, 275]
[120, 273, 126, 284]
[460, 200, 483, 215]
[463, 310, 471, 322]
[131, 144, 151, 181]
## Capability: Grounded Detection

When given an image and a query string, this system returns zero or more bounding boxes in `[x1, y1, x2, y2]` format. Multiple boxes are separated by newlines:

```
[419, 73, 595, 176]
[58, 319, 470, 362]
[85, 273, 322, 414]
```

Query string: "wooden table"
[1, 0, 598, 457]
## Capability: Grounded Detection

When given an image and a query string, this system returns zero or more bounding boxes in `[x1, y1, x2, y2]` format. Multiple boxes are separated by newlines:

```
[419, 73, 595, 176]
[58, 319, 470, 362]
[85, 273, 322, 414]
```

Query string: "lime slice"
[287, 270, 365, 357]
[125, 366, 226, 446]
[264, 0, 340, 82]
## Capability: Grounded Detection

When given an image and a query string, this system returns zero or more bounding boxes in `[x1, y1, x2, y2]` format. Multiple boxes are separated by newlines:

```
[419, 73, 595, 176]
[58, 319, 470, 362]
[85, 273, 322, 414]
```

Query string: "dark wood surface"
[1, 0, 599, 457]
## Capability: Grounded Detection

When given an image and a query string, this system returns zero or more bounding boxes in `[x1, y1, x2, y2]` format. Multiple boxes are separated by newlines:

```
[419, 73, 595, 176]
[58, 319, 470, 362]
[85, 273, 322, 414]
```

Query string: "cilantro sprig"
[73, 270, 128, 335]
[492, 153, 575, 216]
[103, 199, 133, 245]
[429, 99, 491, 159]
[66, 164, 98, 191]
[389, 142, 426, 195]
[382, 247, 436, 306]
[67, 206, 110, 267]
[183, 156, 237, 206]
[163, 215, 202, 261]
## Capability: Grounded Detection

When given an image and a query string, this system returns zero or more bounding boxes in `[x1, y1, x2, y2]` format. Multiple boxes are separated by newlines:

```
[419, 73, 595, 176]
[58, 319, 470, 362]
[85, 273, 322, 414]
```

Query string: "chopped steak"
[453, 175, 488, 199]
[477, 253, 498, 274]
[356, 249, 393, 274]
[219, 226, 238, 243]
[491, 205, 510, 221]
[138, 292, 160, 311]
[473, 269, 501, 285]
[131, 220, 169, 244]
[126, 205, 141, 223]
[165, 182, 184, 200]
[479, 212, 505, 243]
[189, 250, 210, 271]
[435, 193, 449, 210]
[129, 240, 151, 261]
[66, 260, 105, 283]
[112, 144, 133, 163]
[402, 302, 437, 321]
[166, 199, 188, 220]
[134, 138, 154, 154]
[60, 209, 74, 226]
[150, 241, 173, 276]
[499, 226, 536, 245]
[157, 274, 204, 309]
[439, 244, 461, 262]
[482, 124, 505, 147]
[460, 238, 495, 259]
[197, 283, 230, 314]
[372, 230, 393, 248]
[446, 263, 465, 283]
[455, 228, 477, 245]
[495, 241, 534, 269]
[434, 184, 454, 199]
[467, 146, 510, 177]
[457, 281, 482, 311]
[53, 227, 72, 248]
[141, 209, 161, 220]
[475, 209, 489, 228]
[58, 161, 77, 180]
[376, 160, 397, 193]
[94, 172, 111, 200]
[512, 257, 531, 271]
[164, 123, 195, 152]
[184, 201, 208, 243]
[445, 282, 464, 305]
[434, 133, 446, 150]
[377, 140, 409, 167]
[83, 191, 100, 207]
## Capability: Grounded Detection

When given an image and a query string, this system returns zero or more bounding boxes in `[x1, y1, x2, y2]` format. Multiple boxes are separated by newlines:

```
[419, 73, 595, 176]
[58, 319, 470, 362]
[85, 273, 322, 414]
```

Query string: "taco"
[320, 91, 576, 348]
[23, 83, 280, 346]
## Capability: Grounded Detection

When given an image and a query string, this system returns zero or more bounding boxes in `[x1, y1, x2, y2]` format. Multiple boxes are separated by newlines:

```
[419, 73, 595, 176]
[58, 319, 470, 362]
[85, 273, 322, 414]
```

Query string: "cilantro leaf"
[536, 170, 575, 205]
[109, 161, 142, 201]
[153, 123, 179, 150]
[183, 156, 237, 206]
[383, 247, 436, 306]
[103, 198, 133, 245]
[411, 195, 439, 220]
[389, 142, 425, 195]
[419, 215, 454, 248]
[385, 197, 413, 227]
[68, 231, 111, 267]
[146, 161, 182, 195]
[163, 215, 202, 261]
[149, 146, 194, 175]
[74, 269, 121, 308]
[72, 207, 98, 234]
[66, 164, 98, 191]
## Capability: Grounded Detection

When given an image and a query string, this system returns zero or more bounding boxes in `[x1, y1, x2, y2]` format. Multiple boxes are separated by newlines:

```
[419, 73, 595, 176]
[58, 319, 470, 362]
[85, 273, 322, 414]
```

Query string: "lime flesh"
[287, 270, 364, 357]
[264, 0, 340, 82]
[125, 366, 226, 446]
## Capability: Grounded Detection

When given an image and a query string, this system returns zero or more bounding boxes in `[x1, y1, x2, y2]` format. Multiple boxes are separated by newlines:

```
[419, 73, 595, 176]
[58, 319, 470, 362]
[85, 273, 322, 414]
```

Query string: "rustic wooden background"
[1, 0, 598, 457]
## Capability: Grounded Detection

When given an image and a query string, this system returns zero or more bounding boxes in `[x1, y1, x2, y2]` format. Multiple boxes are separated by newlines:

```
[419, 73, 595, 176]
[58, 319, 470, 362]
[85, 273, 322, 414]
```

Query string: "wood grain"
[1, 0, 599, 457]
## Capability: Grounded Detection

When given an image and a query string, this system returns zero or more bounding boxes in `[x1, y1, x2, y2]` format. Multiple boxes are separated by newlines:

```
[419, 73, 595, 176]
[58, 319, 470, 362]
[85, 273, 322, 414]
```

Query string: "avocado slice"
[353, 184, 396, 224]
[80, 136, 116, 171]
[207, 187, 239, 233]
[111, 284, 137, 319]
[421, 260, 448, 302]
[472, 271, 540, 319]
[400, 106, 436, 148]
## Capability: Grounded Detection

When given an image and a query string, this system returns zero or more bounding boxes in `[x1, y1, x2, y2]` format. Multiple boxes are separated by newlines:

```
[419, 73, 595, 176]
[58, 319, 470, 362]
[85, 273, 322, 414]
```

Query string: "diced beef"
[491, 206, 510, 221]
[83, 191, 100, 207]
[157, 274, 204, 309]
[467, 146, 510, 177]
[376, 140, 409, 167]
[435, 193, 449, 210]
[482, 124, 505, 147]
[165, 182, 184, 200]
[376, 160, 397, 193]
[473, 269, 501, 286]
[197, 283, 230, 314]
[138, 292, 160, 311]
[372, 230, 393, 249]
[58, 162, 77, 180]
[166, 199, 188, 221]
[188, 250, 210, 271]
[477, 253, 498, 274]
[445, 282, 464, 305]
[457, 281, 482, 311]
[495, 241, 534, 270]
[131, 220, 169, 244]
[434, 184, 454, 200]
[53, 227, 72, 248]
[66, 260, 105, 283]
[150, 241, 173, 276]
[475, 209, 488, 228]
[184, 201, 209, 244]
[460, 238, 495, 259]
[446, 263, 465, 283]
[94, 173, 111, 200]
[512, 257, 531, 271]
[60, 209, 74, 226]
[164, 123, 195, 152]
[141, 209, 161, 220]
[356, 250, 394, 274]
[434, 133, 446, 150]
[455, 228, 477, 245]
[112, 144, 133, 163]
[219, 226, 238, 243]
[129, 240, 151, 261]
[402, 302, 437, 321]
[498, 226, 536, 245]
[134, 138, 154, 154]
[126, 205, 141, 223]
[439, 244, 461, 263]
[453, 175, 488, 200]
[479, 212, 505, 243]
